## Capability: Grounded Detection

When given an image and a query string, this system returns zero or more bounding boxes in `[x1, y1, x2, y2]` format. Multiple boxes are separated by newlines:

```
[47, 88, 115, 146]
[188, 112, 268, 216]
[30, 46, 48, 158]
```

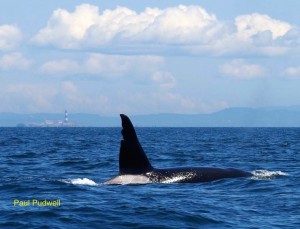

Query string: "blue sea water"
[0, 127, 299, 228]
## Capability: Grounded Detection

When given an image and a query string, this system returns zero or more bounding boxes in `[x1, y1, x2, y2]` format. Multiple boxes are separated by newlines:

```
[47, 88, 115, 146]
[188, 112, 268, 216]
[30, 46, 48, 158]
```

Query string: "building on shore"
[17, 110, 79, 127]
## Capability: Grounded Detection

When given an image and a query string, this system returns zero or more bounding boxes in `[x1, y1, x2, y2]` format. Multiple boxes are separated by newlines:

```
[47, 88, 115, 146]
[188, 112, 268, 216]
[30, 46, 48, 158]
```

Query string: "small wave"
[62, 178, 98, 186]
[251, 170, 288, 180]
[9, 151, 37, 159]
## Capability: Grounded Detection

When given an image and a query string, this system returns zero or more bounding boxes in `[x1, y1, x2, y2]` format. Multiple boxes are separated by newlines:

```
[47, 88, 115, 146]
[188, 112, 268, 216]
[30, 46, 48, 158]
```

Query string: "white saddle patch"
[103, 175, 151, 185]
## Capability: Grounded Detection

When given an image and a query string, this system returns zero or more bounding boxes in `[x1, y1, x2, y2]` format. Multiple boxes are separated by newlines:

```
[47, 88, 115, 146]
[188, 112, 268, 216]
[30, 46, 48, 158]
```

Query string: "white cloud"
[32, 4, 99, 49]
[136, 5, 219, 44]
[120, 91, 228, 114]
[58, 81, 109, 111]
[164, 92, 196, 110]
[116, 92, 194, 114]
[232, 13, 293, 56]
[84, 53, 164, 78]
[151, 71, 176, 88]
[0, 82, 110, 113]
[235, 13, 291, 40]
[0, 24, 22, 51]
[32, 4, 297, 57]
[0, 79, 228, 114]
[0, 52, 32, 70]
[0, 84, 57, 112]
[32, 4, 220, 49]
[39, 53, 164, 80]
[40, 59, 81, 75]
[219, 59, 265, 79]
[283, 66, 300, 79]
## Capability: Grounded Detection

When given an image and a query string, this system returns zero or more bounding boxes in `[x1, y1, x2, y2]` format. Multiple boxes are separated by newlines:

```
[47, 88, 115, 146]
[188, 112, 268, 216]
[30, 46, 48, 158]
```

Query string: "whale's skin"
[104, 114, 251, 185]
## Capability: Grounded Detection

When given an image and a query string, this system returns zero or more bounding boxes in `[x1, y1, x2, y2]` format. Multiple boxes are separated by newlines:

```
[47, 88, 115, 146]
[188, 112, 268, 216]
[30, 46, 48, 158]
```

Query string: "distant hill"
[1, 106, 300, 127]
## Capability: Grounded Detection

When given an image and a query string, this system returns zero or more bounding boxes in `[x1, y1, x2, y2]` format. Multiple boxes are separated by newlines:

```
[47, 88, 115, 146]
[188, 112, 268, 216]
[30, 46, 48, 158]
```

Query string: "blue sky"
[1, 1, 300, 115]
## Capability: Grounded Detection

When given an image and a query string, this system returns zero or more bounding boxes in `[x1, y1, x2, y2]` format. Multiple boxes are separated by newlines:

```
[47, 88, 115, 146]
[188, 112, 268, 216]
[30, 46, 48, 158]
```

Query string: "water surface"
[1, 128, 299, 228]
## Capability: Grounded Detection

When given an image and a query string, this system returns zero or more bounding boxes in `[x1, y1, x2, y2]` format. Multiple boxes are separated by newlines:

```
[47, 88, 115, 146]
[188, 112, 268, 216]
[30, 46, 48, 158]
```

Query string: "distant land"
[1, 106, 300, 127]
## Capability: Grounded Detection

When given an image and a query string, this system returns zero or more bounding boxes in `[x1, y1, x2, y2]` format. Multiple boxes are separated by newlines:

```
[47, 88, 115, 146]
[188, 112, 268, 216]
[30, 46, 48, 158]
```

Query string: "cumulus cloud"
[32, 4, 220, 49]
[219, 59, 265, 79]
[0, 52, 32, 70]
[0, 24, 22, 51]
[32, 4, 297, 56]
[32, 4, 99, 49]
[235, 13, 291, 40]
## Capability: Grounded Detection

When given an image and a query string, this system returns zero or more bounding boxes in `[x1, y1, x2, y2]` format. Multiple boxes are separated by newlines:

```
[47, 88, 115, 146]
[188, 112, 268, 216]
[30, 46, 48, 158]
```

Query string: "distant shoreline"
[2, 106, 300, 127]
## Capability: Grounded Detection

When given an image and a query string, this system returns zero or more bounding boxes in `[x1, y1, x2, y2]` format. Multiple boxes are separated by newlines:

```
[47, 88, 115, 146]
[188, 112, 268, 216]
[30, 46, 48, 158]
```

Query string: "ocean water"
[0, 127, 299, 228]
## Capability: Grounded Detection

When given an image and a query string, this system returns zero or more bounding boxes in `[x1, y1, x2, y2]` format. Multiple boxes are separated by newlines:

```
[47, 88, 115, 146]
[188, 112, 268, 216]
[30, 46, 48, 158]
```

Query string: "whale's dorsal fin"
[119, 114, 153, 174]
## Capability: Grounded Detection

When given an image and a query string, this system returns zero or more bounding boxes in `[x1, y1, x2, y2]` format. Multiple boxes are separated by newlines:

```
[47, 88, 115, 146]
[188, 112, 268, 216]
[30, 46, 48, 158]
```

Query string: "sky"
[1, 0, 300, 115]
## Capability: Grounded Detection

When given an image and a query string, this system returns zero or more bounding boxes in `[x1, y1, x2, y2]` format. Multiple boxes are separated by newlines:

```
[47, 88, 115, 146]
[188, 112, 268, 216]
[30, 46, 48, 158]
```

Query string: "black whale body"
[104, 114, 251, 184]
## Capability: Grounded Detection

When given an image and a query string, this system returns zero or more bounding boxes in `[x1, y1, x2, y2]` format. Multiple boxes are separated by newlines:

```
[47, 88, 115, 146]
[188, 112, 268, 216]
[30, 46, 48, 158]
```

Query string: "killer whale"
[104, 114, 252, 184]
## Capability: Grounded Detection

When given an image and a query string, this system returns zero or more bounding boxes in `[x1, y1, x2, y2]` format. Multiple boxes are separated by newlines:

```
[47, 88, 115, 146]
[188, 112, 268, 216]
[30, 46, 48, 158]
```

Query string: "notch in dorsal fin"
[119, 114, 153, 174]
